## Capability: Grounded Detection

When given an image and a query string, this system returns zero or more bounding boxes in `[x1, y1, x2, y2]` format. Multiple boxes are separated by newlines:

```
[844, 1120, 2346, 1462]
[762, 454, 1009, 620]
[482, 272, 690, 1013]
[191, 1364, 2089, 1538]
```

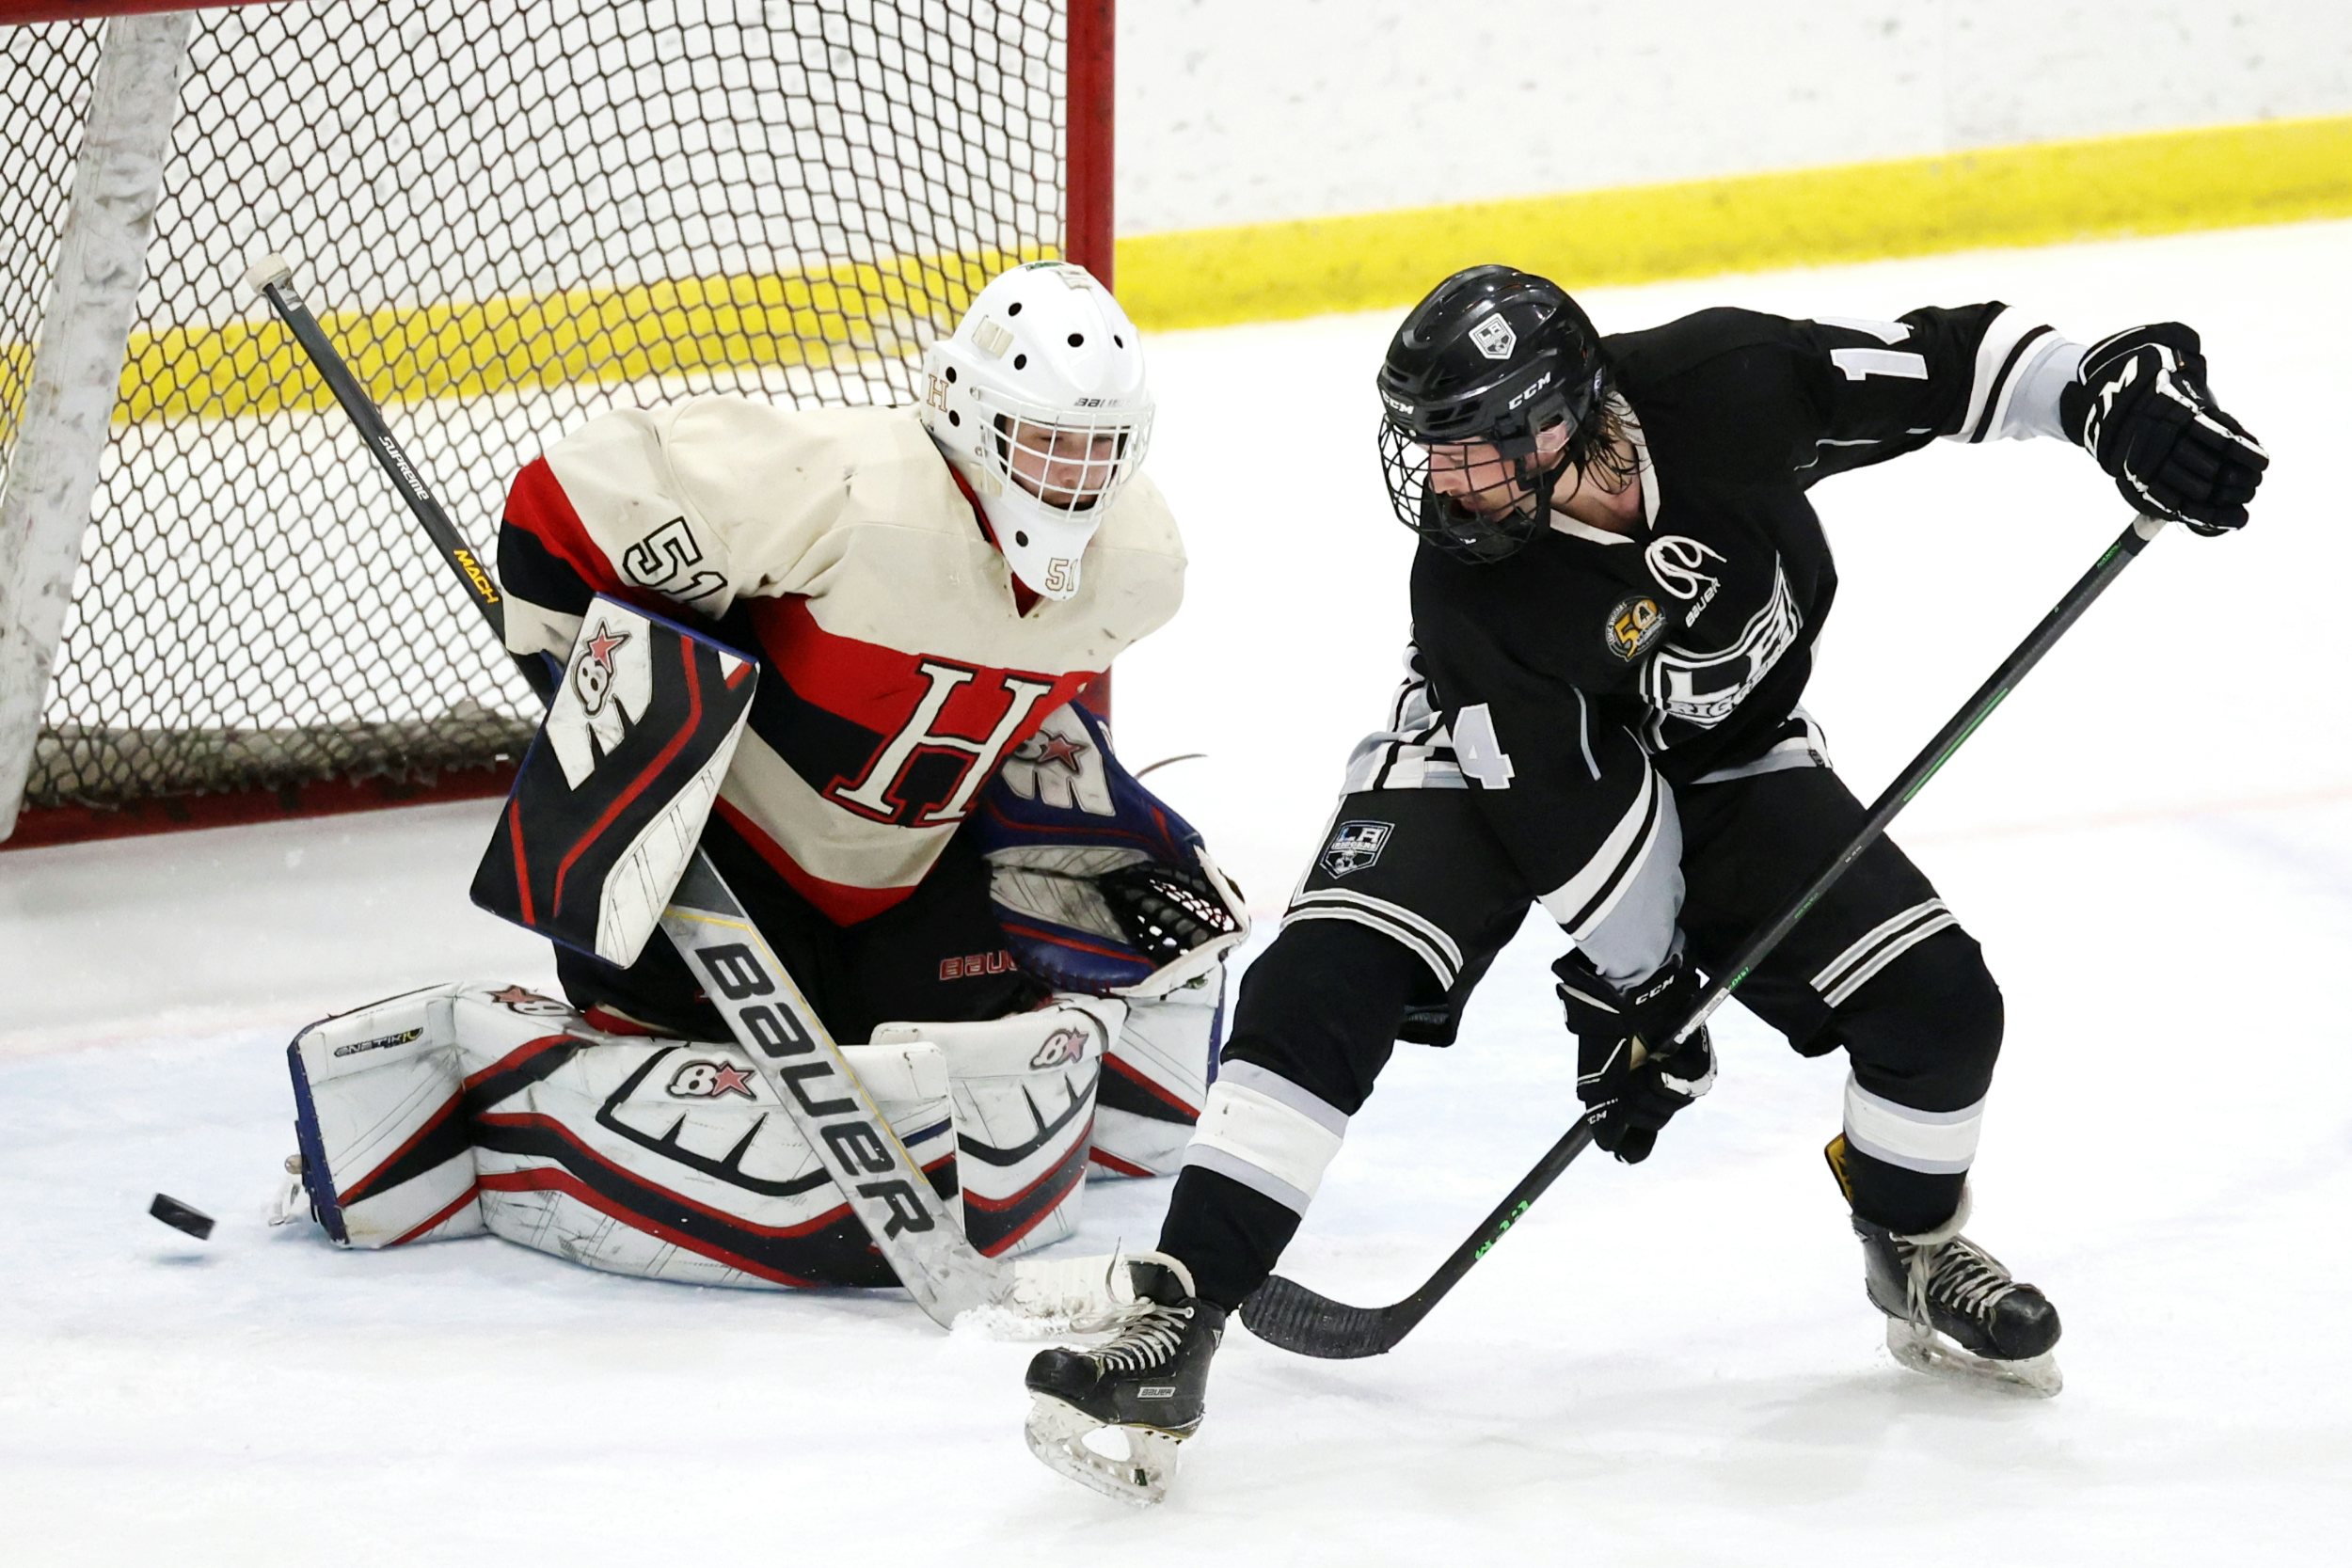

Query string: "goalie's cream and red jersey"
[500, 397, 1184, 924]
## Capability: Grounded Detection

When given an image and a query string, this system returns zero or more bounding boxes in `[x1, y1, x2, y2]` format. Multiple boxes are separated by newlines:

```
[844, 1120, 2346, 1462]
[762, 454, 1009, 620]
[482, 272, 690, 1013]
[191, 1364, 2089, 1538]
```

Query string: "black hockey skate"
[1853, 1189, 2063, 1397]
[1023, 1253, 1226, 1505]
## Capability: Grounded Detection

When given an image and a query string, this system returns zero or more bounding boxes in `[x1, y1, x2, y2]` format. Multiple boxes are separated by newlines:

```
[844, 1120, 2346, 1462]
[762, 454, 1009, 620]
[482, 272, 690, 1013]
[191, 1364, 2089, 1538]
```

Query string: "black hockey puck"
[150, 1193, 215, 1241]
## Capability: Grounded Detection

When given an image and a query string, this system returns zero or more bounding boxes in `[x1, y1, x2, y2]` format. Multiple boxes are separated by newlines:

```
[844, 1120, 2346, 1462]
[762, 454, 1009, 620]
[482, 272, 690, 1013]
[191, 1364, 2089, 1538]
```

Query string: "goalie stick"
[1240, 514, 2172, 1359]
[247, 255, 1118, 1332]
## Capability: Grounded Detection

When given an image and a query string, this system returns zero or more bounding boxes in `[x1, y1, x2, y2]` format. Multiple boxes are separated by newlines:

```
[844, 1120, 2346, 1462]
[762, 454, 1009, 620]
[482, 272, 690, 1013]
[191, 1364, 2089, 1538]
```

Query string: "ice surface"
[6, 222, 2351, 1564]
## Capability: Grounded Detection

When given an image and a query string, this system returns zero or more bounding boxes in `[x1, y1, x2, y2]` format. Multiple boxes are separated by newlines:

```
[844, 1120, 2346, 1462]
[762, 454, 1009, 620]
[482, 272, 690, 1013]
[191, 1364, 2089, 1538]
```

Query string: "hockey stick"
[246, 256, 1105, 1331]
[1240, 513, 2172, 1358]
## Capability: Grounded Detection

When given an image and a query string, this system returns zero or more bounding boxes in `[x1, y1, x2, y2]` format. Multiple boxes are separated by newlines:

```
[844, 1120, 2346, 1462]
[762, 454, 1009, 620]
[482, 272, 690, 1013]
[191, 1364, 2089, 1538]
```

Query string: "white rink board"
[3, 223, 2350, 1565]
[1115, 0, 2352, 230]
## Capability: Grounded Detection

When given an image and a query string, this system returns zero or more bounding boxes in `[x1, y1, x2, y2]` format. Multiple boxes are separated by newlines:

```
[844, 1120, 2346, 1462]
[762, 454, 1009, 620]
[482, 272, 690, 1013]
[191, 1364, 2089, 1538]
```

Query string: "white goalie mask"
[919, 261, 1153, 601]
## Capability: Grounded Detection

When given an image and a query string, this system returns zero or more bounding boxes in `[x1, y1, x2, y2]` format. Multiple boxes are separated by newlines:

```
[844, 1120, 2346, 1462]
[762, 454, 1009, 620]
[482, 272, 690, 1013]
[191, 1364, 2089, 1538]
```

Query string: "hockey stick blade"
[1236, 1279, 1419, 1360]
[1241, 1117, 1598, 1358]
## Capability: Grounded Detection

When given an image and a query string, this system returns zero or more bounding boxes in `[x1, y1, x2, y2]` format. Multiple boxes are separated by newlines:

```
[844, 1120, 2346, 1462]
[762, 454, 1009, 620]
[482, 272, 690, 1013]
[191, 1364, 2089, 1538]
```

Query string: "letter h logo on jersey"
[828, 657, 1062, 827]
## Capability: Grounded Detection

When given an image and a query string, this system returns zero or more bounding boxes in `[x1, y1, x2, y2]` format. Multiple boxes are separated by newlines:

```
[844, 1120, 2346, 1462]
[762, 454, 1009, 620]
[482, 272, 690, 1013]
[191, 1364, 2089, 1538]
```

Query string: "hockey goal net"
[0, 0, 1111, 846]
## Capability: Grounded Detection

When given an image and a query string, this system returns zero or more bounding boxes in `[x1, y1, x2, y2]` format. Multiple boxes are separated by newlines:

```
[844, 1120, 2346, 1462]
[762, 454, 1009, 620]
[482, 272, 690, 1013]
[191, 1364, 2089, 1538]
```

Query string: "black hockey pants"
[1160, 765, 2004, 1310]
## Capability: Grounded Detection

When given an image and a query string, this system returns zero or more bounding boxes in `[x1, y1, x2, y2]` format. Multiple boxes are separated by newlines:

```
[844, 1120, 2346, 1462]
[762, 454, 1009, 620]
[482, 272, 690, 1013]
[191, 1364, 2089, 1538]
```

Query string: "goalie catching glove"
[1553, 946, 1717, 1164]
[975, 701, 1248, 1000]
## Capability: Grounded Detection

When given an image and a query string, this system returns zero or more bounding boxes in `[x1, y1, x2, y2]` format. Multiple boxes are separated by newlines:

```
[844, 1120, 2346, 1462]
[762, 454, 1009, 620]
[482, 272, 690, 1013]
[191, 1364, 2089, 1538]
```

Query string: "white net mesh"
[3, 0, 1076, 815]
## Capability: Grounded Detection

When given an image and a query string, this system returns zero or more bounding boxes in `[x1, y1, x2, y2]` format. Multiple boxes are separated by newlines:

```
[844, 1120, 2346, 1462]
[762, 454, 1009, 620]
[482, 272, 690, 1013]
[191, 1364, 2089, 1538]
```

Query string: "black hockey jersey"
[1340, 304, 2075, 979]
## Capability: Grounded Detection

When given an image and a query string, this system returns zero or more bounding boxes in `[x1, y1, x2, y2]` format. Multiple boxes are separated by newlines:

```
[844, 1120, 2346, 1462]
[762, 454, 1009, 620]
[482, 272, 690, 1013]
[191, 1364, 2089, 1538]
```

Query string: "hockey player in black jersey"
[1022, 264, 2266, 1503]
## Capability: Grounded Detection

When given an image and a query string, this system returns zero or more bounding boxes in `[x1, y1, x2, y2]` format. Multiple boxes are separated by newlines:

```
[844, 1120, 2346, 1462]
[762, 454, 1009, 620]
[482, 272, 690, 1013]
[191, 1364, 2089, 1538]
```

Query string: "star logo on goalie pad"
[485, 985, 576, 1018]
[572, 622, 630, 718]
[1028, 1027, 1091, 1069]
[1032, 730, 1088, 773]
[668, 1057, 759, 1100]
[585, 624, 628, 667]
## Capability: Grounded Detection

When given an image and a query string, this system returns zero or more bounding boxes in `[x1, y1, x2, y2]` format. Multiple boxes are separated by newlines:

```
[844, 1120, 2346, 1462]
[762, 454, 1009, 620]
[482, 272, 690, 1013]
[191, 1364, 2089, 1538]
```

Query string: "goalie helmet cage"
[0, 0, 1116, 849]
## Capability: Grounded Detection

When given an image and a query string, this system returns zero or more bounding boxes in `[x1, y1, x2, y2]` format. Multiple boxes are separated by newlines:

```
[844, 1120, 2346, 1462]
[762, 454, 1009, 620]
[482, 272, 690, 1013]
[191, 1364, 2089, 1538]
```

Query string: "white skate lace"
[1090, 1301, 1193, 1373]
[1905, 1234, 2020, 1326]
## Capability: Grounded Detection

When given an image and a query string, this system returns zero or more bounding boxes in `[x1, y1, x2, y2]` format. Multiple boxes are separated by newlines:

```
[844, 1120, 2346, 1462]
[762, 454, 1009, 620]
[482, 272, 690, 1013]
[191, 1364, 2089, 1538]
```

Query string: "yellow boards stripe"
[1116, 113, 2352, 331]
[18, 115, 2349, 428]
[31, 248, 1042, 427]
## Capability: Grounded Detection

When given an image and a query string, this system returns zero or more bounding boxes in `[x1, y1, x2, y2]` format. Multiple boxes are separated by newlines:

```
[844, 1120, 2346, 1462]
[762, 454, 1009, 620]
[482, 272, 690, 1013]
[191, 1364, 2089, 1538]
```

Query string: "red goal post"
[0, 0, 1115, 848]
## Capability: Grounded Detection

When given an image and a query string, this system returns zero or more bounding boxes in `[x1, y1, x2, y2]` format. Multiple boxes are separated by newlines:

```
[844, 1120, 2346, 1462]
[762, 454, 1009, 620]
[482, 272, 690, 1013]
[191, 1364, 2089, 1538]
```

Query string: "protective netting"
[8, 0, 1073, 815]
[1, 21, 103, 515]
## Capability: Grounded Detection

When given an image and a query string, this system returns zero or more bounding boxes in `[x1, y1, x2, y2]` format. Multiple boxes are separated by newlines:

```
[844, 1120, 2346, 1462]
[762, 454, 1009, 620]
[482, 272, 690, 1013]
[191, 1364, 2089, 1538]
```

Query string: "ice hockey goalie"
[272, 262, 1249, 1291]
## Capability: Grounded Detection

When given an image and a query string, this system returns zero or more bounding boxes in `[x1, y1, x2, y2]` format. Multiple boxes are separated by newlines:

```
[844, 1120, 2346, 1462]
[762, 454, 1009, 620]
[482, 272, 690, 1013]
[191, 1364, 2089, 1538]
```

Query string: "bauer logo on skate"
[668, 1059, 758, 1100]
[1320, 819, 1392, 878]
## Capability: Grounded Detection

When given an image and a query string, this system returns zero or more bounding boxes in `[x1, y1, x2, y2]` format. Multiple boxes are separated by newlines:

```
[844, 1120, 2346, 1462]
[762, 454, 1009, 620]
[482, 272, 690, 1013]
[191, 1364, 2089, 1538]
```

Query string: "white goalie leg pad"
[445, 986, 958, 1290]
[286, 982, 485, 1248]
[870, 996, 1119, 1259]
[1093, 967, 1222, 1177]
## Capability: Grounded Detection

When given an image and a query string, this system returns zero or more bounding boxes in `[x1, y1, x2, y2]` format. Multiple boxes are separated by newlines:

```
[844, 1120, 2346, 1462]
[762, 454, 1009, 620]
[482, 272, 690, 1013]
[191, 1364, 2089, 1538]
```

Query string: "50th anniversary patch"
[1606, 594, 1666, 661]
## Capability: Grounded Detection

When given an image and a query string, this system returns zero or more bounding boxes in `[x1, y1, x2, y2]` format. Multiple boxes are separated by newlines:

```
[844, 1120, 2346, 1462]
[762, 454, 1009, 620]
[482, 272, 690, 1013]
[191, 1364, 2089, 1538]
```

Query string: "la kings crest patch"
[1469, 314, 1517, 360]
[1319, 819, 1392, 878]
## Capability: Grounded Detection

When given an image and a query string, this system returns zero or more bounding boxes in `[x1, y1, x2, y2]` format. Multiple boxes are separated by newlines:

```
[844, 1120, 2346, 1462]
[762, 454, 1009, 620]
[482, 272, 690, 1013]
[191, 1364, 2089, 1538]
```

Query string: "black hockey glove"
[2058, 323, 2267, 535]
[1553, 948, 1717, 1165]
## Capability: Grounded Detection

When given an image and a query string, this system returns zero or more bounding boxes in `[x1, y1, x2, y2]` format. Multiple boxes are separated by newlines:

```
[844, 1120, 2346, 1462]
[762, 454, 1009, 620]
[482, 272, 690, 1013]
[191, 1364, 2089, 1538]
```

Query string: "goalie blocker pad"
[282, 982, 1115, 1288]
[471, 594, 756, 968]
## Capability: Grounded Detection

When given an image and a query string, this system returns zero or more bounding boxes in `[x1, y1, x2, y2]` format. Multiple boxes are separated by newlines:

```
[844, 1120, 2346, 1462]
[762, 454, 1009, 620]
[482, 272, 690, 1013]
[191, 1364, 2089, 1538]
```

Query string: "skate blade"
[1886, 1319, 2062, 1397]
[1023, 1393, 1184, 1507]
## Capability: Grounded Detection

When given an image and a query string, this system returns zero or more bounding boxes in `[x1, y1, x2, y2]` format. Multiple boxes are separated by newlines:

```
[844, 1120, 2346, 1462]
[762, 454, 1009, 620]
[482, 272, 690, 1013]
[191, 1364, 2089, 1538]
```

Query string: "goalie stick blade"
[1237, 1275, 1419, 1360]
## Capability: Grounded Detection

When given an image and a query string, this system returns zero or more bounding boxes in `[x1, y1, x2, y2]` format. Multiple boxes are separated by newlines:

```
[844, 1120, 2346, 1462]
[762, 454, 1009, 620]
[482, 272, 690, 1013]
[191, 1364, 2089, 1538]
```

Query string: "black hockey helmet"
[1375, 264, 1610, 562]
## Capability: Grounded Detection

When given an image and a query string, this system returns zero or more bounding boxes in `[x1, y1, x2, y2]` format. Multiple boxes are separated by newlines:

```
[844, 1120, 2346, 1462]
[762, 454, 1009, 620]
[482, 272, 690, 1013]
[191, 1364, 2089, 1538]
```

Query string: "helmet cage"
[965, 377, 1153, 521]
[918, 261, 1152, 601]
[1378, 364, 1606, 563]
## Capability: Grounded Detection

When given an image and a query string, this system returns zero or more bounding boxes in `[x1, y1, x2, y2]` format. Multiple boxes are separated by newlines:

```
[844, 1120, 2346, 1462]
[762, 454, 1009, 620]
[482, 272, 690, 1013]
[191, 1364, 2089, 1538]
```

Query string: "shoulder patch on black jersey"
[1605, 594, 1666, 662]
[1319, 819, 1392, 878]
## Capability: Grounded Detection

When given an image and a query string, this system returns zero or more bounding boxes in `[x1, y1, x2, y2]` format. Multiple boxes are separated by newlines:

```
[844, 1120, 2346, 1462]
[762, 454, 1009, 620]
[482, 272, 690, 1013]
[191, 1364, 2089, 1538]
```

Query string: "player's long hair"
[1569, 391, 1643, 498]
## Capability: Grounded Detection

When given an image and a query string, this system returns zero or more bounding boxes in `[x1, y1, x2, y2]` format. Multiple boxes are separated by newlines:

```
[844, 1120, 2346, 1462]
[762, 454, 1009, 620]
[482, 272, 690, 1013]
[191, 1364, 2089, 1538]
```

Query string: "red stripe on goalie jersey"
[501, 456, 666, 618]
[505, 458, 620, 594]
[747, 595, 1099, 796]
